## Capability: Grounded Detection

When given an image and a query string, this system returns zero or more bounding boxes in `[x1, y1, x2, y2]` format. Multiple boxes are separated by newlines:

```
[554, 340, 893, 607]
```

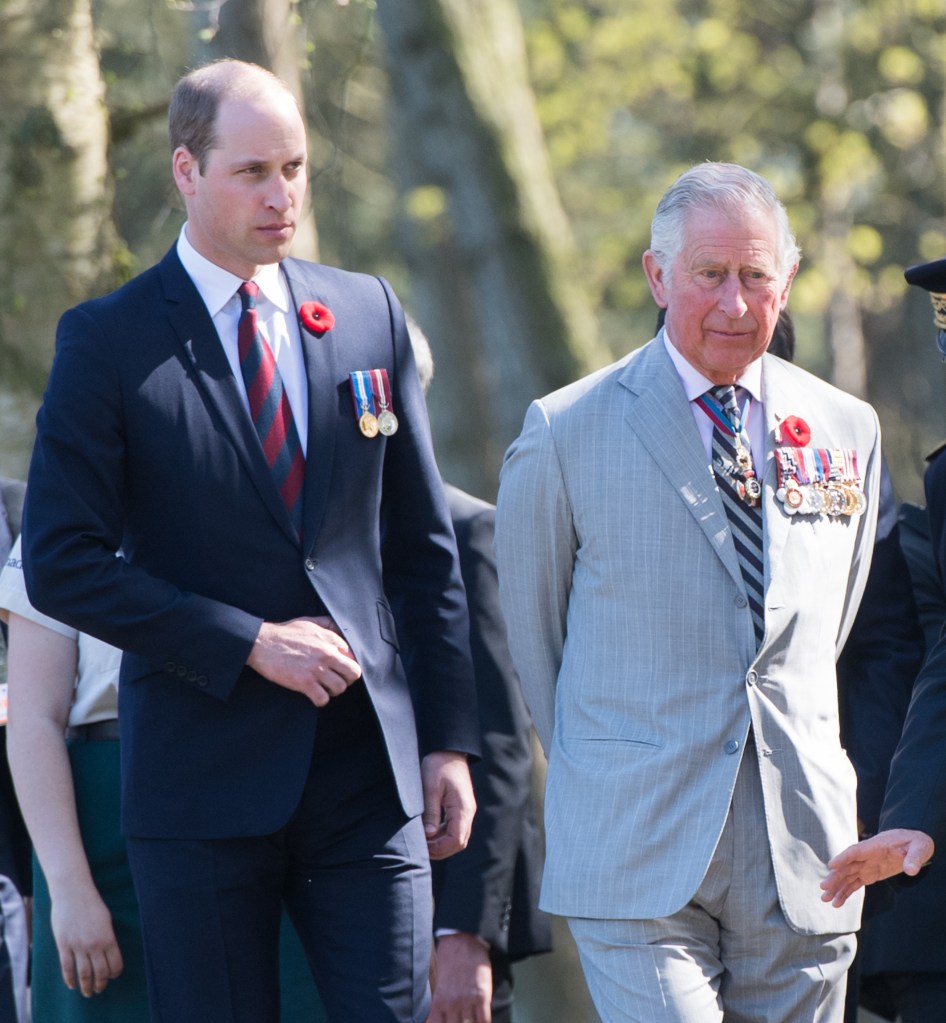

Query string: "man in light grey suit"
[495, 163, 882, 1022]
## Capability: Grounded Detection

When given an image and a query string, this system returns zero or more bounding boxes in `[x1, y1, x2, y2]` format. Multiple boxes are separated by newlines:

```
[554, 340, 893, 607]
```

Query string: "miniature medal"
[372, 369, 399, 437]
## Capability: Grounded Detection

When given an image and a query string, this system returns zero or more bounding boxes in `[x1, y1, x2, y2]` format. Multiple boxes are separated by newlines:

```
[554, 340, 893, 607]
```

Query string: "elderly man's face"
[643, 208, 796, 385]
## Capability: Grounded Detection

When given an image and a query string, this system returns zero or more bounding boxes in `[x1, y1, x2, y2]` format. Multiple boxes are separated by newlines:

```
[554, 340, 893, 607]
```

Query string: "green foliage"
[522, 0, 946, 364]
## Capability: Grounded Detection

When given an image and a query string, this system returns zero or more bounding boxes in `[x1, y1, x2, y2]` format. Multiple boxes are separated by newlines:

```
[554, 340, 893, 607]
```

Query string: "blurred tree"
[376, 0, 610, 498]
[522, 0, 946, 501]
[0, 0, 125, 394]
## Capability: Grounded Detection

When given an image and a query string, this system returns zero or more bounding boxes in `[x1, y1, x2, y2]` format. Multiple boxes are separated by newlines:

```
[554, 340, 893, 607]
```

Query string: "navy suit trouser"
[127, 685, 432, 1023]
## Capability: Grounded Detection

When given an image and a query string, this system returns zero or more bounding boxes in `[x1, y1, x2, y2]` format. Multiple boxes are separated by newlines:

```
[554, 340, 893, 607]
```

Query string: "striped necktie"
[237, 281, 305, 539]
[708, 384, 765, 646]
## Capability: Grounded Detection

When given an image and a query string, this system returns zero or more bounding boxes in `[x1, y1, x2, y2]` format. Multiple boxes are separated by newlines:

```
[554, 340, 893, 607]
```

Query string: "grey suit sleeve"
[495, 400, 576, 754]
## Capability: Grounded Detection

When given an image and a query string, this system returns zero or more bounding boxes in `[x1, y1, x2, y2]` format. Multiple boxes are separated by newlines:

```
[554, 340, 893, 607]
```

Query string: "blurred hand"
[426, 932, 492, 1023]
[821, 828, 934, 907]
[421, 751, 475, 860]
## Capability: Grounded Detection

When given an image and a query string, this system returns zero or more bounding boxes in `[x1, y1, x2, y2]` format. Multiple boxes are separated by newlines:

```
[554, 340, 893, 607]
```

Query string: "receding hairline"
[179, 58, 297, 106]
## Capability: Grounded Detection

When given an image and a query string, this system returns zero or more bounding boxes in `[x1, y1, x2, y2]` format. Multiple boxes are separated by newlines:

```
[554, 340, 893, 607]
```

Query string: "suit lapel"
[283, 261, 338, 554]
[159, 249, 300, 546]
[760, 355, 822, 621]
[617, 340, 745, 592]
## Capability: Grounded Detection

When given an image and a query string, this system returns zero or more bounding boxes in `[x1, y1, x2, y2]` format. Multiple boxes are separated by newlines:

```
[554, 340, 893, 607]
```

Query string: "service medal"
[378, 410, 399, 436]
[359, 412, 380, 438]
[372, 368, 399, 437]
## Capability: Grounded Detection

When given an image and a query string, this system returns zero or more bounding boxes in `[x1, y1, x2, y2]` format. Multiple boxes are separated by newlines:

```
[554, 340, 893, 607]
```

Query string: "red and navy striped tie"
[237, 281, 305, 539]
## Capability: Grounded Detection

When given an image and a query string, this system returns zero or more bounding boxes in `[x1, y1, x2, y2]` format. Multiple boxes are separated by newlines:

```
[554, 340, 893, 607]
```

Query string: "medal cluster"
[350, 369, 399, 439]
[775, 446, 866, 518]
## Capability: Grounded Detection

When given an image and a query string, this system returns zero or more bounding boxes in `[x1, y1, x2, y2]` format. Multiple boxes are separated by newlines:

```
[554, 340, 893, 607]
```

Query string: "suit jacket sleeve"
[432, 497, 541, 951]
[495, 400, 576, 755]
[23, 303, 260, 700]
[836, 462, 923, 834]
[879, 452, 946, 843]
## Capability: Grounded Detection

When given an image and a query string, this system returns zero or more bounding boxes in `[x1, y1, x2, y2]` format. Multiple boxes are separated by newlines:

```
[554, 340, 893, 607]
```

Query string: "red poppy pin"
[779, 415, 811, 447]
[299, 301, 335, 336]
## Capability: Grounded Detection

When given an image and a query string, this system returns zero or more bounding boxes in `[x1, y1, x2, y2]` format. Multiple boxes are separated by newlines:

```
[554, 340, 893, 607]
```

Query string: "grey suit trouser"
[568, 737, 856, 1023]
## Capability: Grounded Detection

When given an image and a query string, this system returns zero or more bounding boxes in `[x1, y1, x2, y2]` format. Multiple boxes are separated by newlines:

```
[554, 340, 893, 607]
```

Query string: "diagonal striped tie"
[237, 282, 305, 539]
[709, 385, 765, 646]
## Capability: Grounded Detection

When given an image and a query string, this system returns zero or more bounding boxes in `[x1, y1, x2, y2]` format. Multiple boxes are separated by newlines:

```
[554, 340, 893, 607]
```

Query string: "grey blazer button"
[735, 594, 748, 608]
[746, 670, 758, 686]
[304, 558, 316, 571]
[725, 739, 740, 754]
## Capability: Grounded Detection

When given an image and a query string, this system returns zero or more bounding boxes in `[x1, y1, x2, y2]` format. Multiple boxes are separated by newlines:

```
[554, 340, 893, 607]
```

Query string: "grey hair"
[405, 313, 435, 395]
[649, 163, 800, 282]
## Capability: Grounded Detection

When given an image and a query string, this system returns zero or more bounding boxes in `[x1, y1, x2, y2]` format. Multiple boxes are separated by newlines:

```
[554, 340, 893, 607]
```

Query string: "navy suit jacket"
[836, 463, 922, 835]
[23, 247, 479, 839]
[881, 450, 946, 849]
[432, 486, 551, 962]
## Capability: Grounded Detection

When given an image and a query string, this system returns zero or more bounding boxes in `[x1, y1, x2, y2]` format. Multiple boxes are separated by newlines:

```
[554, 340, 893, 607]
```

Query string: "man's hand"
[247, 616, 361, 707]
[426, 932, 492, 1023]
[820, 828, 934, 907]
[421, 751, 476, 860]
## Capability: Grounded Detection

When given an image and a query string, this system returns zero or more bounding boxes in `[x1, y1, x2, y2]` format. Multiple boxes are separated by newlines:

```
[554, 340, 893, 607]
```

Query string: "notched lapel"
[160, 251, 302, 547]
[617, 341, 744, 590]
[283, 264, 338, 552]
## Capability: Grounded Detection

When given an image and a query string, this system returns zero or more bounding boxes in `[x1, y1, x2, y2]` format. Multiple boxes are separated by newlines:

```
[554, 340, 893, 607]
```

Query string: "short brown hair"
[168, 59, 296, 170]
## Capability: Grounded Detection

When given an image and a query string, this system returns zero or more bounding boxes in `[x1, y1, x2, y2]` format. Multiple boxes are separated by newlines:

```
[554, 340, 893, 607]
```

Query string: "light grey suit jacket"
[495, 336, 880, 936]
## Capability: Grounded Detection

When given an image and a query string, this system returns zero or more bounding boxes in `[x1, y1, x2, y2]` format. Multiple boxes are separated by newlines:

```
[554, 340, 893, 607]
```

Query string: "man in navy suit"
[23, 59, 478, 1023]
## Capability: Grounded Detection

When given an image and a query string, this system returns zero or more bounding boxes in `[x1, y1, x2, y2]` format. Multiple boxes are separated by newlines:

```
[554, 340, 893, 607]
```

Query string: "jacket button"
[164, 661, 176, 674]
[735, 595, 747, 608]
[305, 558, 316, 571]
[725, 739, 740, 754]
[196, 676, 209, 688]
[176, 665, 188, 678]
[187, 670, 198, 683]
[746, 670, 758, 686]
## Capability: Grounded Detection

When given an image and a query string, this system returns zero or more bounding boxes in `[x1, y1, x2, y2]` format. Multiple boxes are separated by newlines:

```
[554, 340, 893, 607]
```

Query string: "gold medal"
[359, 411, 380, 438]
[378, 410, 399, 436]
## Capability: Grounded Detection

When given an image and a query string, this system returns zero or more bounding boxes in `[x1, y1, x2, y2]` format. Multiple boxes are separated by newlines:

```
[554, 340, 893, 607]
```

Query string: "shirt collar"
[176, 225, 290, 318]
[661, 328, 764, 405]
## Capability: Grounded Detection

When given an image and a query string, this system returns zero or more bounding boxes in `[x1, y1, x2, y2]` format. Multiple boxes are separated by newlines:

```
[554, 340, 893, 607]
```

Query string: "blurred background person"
[854, 257, 946, 1023]
[0, 476, 30, 1023]
[411, 319, 553, 1023]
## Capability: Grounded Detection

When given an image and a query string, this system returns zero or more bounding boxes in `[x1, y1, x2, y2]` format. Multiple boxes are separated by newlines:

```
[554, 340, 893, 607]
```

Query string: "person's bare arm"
[6, 614, 123, 997]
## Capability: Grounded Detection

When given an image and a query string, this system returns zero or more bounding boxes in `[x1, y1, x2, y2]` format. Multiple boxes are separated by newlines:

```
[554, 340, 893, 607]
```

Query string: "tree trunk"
[376, 0, 608, 497]
[194, 0, 319, 261]
[0, 0, 122, 396]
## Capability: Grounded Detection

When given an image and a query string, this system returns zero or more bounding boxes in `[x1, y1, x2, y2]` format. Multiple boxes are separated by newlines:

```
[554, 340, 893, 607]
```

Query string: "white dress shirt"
[662, 329, 765, 468]
[176, 226, 309, 455]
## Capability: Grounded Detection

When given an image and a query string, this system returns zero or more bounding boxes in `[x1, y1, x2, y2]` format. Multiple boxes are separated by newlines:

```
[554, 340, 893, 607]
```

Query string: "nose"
[266, 174, 294, 213]
[717, 273, 749, 318]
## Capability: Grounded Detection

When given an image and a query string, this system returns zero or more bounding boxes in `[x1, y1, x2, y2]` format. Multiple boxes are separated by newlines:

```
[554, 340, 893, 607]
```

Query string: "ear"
[779, 263, 799, 307]
[172, 147, 199, 197]
[642, 250, 670, 308]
